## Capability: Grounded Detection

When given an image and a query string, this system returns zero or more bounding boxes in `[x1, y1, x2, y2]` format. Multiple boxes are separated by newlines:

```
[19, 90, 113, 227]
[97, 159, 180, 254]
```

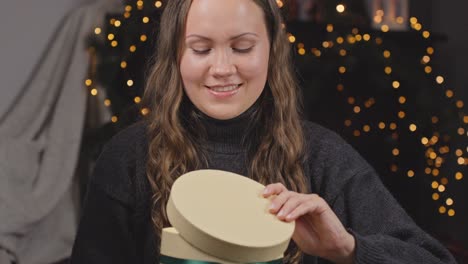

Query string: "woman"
[71, 0, 457, 263]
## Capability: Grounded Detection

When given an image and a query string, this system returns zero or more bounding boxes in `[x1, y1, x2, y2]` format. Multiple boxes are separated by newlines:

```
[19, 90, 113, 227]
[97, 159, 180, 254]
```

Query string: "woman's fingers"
[263, 182, 287, 197]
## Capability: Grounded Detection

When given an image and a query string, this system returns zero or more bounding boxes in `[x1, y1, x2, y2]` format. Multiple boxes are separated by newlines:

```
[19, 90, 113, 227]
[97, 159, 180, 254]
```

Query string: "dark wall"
[411, 0, 468, 254]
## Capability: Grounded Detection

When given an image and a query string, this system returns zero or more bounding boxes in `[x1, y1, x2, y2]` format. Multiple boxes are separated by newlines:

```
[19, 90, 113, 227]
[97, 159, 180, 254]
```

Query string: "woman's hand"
[263, 183, 355, 264]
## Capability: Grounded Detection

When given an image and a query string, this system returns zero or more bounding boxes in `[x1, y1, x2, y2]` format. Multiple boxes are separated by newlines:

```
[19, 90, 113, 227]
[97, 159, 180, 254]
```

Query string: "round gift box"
[166, 169, 295, 263]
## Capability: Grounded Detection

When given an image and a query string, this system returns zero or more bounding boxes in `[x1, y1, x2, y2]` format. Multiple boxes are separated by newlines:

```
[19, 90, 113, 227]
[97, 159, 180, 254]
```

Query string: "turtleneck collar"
[197, 102, 259, 154]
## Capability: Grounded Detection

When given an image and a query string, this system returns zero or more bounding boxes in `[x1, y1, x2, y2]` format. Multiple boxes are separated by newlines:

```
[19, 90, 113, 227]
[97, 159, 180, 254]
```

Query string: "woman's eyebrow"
[185, 32, 258, 41]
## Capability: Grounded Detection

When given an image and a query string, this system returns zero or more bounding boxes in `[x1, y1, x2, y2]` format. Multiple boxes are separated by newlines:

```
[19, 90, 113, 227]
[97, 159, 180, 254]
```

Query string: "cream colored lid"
[167, 170, 294, 263]
[160, 227, 240, 263]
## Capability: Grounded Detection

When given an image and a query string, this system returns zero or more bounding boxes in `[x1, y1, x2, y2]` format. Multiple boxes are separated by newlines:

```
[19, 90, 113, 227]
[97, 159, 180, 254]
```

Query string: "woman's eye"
[192, 48, 211, 55]
[233, 47, 253, 53]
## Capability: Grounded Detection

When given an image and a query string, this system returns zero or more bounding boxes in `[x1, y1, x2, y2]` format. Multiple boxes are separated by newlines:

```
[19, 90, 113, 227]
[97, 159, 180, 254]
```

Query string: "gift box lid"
[167, 169, 294, 263]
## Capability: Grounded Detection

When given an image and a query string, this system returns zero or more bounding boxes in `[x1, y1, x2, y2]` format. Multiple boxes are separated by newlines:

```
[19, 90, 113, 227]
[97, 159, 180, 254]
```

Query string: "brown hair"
[142, 0, 308, 262]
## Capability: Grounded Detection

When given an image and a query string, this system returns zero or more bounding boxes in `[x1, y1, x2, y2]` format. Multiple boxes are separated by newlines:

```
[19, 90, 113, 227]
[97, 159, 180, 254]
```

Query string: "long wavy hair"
[142, 0, 308, 262]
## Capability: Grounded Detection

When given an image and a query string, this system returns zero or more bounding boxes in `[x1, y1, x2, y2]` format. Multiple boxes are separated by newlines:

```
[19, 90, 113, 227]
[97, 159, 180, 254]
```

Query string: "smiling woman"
[70, 0, 458, 263]
[180, 0, 270, 120]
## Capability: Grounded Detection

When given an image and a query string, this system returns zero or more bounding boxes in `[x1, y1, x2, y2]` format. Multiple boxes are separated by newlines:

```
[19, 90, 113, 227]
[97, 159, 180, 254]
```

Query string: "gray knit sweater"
[71, 111, 456, 264]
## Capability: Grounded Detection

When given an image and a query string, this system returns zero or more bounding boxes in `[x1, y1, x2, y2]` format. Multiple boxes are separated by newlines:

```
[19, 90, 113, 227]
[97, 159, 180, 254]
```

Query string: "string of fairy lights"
[84, 0, 466, 216]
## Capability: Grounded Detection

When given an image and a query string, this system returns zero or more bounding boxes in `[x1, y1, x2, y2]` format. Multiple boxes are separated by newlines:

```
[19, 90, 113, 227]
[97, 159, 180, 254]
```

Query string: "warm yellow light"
[155, 1, 163, 8]
[141, 108, 150, 116]
[339, 66, 346, 74]
[353, 130, 361, 137]
[140, 35, 147, 42]
[124, 12, 131, 18]
[363, 34, 371, 41]
[347, 36, 356, 44]
[407, 170, 415, 177]
[392, 148, 400, 156]
[429, 152, 437, 159]
[85, 79, 92, 86]
[347, 97, 355, 104]
[111, 40, 118, 47]
[336, 37, 344, 44]
[414, 23, 422, 31]
[432, 169, 440, 176]
[127, 80, 134, 87]
[421, 137, 429, 145]
[336, 4, 345, 13]
[110, 18, 116, 25]
[111, 116, 118, 123]
[120, 61, 127, 69]
[94, 27, 101, 34]
[455, 172, 463, 180]
[439, 206, 446, 214]
[463, 116, 468, 124]
[142, 16, 150, 23]
[353, 106, 361, 113]
[288, 35, 296, 43]
[137, 0, 143, 7]
[399, 96, 406, 104]
[458, 127, 465, 135]
[322, 41, 330, 48]
[457, 157, 465, 165]
[438, 185, 446, 192]
[337, 84, 344, 91]
[312, 49, 321, 57]
[432, 193, 439, 200]
[130, 45, 137, 52]
[327, 24, 334, 32]
[355, 34, 362, 41]
[445, 90, 453, 98]
[392, 81, 400, 89]
[381, 25, 389, 32]
[134, 96, 141, 103]
[107, 34, 115, 40]
[448, 209, 455, 217]
[385, 66, 392, 75]
[425, 66, 432, 74]
[125, 5, 132, 11]
[455, 149, 463, 156]
[446, 198, 454, 206]
[456, 100, 464, 108]
[409, 124, 417, 132]
[376, 10, 384, 16]
[422, 55, 430, 64]
[363, 125, 371, 132]
[114, 20, 121, 27]
[383, 50, 391, 58]
[298, 48, 306, 55]
[410, 17, 418, 24]
[104, 99, 111, 107]
[427, 47, 434, 55]
[276, 0, 284, 8]
[389, 123, 397, 130]
[425, 167, 432, 175]
[339, 49, 347, 56]
[436, 76, 444, 84]
[431, 181, 439, 189]
[90, 89, 98, 96]
[422, 31, 430, 38]
[398, 111, 406, 119]
[378, 122, 386, 129]
[396, 17, 404, 24]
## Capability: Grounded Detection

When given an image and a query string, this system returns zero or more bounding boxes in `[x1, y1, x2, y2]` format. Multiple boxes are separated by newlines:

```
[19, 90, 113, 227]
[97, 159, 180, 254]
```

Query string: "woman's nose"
[209, 49, 236, 77]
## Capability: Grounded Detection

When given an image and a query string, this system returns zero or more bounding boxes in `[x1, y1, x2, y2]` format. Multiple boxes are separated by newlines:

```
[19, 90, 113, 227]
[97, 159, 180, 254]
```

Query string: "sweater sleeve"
[302, 122, 456, 264]
[333, 167, 457, 264]
[70, 129, 138, 264]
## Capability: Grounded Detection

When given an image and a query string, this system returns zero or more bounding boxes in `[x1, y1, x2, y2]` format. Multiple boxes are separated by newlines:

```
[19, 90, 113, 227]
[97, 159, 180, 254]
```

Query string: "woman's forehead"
[184, 0, 267, 38]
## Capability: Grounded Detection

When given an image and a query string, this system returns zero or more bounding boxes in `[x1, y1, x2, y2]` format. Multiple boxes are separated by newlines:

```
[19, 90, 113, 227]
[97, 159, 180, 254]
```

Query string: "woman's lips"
[206, 84, 242, 98]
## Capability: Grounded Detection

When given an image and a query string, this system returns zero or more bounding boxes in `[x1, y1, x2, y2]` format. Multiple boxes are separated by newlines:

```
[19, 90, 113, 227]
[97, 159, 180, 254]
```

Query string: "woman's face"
[180, 0, 270, 120]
